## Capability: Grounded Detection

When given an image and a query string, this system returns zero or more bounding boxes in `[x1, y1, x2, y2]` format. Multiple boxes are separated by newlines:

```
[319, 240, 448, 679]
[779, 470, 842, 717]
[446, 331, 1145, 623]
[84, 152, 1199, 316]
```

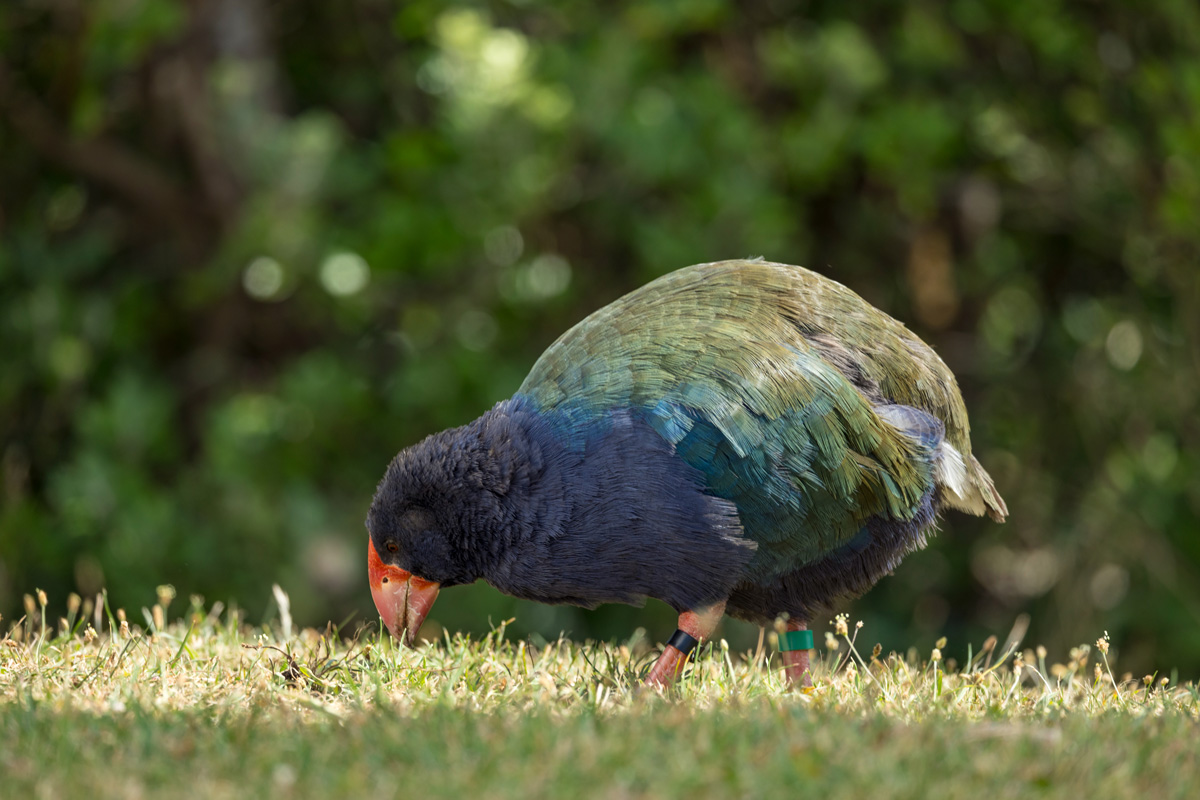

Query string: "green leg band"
[779, 629, 814, 651]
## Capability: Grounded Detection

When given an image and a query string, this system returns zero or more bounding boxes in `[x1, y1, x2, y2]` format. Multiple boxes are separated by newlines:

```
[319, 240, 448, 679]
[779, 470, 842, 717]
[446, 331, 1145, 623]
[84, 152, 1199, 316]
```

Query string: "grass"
[2, 591, 1198, 799]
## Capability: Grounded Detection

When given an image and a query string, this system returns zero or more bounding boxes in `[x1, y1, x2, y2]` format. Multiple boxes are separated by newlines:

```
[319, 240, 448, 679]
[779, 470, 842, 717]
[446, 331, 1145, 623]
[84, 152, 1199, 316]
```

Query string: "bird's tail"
[969, 455, 1008, 522]
[877, 404, 1008, 523]
[940, 455, 1008, 525]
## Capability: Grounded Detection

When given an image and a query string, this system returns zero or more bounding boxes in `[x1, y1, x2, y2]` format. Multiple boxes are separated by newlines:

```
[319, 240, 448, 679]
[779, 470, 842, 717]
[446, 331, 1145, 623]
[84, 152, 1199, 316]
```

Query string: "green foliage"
[1, 1, 1198, 672]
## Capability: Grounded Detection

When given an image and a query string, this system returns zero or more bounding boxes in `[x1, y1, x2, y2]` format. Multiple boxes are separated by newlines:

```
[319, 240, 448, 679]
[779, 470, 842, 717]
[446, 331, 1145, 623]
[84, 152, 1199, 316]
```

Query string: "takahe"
[367, 260, 1007, 686]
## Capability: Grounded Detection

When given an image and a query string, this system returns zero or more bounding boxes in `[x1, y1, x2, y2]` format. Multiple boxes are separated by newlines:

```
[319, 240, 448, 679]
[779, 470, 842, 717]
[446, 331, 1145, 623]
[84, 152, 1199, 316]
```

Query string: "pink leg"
[780, 618, 812, 688]
[645, 602, 726, 687]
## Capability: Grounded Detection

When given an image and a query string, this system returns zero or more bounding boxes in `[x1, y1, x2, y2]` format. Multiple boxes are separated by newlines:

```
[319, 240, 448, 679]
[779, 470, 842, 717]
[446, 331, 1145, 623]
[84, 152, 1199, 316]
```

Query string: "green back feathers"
[522, 260, 970, 449]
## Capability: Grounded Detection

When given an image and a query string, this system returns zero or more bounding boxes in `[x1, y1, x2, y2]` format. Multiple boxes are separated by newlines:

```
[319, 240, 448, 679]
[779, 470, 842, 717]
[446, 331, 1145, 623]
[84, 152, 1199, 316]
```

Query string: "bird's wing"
[518, 260, 980, 579]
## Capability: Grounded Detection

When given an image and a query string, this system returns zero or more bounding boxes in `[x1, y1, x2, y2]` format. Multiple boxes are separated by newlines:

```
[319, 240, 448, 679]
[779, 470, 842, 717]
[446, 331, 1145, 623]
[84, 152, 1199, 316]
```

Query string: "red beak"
[368, 538, 440, 647]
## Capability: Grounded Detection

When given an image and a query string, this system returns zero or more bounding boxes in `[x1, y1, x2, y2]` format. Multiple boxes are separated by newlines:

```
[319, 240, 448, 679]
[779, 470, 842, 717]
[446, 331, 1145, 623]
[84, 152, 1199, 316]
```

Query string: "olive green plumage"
[517, 259, 1006, 584]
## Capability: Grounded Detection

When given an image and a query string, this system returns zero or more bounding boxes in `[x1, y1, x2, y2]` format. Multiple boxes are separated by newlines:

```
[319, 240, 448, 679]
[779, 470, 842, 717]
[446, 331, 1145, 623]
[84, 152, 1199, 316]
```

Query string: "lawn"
[2, 591, 1196, 799]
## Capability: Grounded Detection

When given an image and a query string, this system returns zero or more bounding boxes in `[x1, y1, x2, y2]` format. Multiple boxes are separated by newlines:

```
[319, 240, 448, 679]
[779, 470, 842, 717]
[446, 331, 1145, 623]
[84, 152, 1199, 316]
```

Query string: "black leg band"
[666, 629, 699, 656]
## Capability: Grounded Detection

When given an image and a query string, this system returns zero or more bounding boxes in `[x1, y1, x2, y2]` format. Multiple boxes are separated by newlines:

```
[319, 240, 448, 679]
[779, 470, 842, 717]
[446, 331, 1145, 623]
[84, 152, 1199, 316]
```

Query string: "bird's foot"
[644, 602, 725, 688]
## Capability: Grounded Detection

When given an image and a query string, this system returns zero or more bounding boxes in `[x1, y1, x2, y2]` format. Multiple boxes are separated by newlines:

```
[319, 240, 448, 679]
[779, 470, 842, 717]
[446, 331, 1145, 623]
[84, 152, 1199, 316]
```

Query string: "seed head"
[1095, 632, 1110, 655]
[872, 643, 882, 660]
[834, 614, 848, 637]
[156, 584, 176, 609]
[67, 593, 81, 615]
[931, 648, 942, 663]
[936, 636, 947, 649]
[824, 632, 839, 651]
[1094, 663, 1103, 682]
[37, 590, 48, 608]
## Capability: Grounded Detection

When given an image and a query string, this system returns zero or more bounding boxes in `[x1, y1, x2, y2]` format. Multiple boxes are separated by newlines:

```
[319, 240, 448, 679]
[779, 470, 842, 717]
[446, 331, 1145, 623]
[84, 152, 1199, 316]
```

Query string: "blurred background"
[1, 0, 1197, 674]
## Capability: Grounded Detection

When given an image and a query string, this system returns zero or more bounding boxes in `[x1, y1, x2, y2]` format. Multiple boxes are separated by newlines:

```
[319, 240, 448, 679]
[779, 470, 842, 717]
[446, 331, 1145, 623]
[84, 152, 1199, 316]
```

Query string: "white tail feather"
[935, 442, 987, 516]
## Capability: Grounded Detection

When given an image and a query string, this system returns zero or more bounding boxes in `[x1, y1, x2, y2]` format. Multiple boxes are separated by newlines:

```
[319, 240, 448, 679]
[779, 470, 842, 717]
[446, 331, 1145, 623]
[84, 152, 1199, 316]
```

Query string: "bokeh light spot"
[972, 545, 1060, 599]
[1105, 320, 1142, 370]
[320, 251, 370, 297]
[456, 309, 498, 351]
[524, 84, 574, 127]
[521, 254, 571, 300]
[1142, 433, 1178, 482]
[243, 257, 286, 301]
[480, 29, 527, 74]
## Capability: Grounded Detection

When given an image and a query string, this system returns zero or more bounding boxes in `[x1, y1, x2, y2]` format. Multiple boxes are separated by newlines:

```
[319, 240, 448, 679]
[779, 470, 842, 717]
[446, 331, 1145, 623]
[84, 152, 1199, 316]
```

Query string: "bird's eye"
[386, 542, 399, 553]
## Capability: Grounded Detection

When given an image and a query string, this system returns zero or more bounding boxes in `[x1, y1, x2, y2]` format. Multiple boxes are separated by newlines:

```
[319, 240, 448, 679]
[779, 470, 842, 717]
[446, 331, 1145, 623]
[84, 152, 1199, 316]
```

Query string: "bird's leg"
[779, 618, 813, 688]
[644, 601, 726, 687]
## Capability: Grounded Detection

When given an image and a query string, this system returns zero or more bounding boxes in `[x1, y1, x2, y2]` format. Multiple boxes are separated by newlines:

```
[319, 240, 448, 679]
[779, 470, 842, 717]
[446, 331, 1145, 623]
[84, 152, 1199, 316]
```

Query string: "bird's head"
[366, 406, 543, 644]
[368, 487, 465, 647]
[365, 429, 494, 646]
